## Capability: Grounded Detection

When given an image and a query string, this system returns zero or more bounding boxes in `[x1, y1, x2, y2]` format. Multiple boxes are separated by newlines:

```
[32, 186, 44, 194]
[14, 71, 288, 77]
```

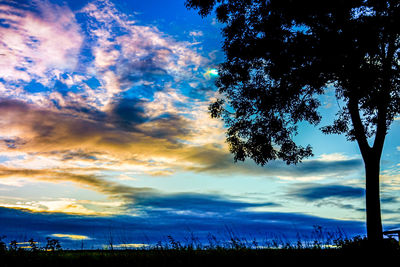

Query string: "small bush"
[45, 237, 62, 251]
[28, 238, 39, 252]
[0, 235, 6, 252]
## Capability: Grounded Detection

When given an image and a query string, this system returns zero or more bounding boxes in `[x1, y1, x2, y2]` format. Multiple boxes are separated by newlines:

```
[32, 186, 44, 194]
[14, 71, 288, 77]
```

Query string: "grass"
[1, 228, 400, 267]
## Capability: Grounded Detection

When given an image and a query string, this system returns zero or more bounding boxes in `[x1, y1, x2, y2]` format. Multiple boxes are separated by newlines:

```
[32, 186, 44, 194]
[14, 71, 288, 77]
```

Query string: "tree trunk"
[348, 97, 385, 242]
[364, 152, 383, 242]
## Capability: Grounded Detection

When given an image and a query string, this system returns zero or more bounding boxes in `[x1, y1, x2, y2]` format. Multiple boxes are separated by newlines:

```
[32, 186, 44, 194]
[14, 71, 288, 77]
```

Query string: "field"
[1, 237, 399, 267]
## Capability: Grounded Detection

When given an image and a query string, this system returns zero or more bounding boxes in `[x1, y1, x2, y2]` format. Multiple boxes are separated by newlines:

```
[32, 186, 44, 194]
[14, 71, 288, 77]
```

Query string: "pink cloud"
[0, 0, 83, 84]
[0, 0, 208, 113]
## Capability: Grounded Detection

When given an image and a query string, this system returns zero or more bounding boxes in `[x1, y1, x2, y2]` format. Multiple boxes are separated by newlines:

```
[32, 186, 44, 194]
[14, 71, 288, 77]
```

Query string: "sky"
[0, 0, 400, 249]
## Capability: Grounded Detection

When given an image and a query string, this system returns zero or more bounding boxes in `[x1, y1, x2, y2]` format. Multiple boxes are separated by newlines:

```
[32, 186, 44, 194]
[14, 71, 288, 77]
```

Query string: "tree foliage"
[186, 0, 400, 166]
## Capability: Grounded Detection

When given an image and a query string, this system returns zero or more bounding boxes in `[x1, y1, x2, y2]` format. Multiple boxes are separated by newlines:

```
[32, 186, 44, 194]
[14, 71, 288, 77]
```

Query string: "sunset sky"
[1, 0, 400, 248]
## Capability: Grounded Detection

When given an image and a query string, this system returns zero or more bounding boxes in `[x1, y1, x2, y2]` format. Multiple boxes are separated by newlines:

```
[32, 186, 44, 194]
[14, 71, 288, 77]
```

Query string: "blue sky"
[0, 0, 399, 249]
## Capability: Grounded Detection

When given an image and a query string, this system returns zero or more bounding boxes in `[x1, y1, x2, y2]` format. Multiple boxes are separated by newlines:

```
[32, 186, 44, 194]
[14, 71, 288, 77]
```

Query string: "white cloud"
[0, 1, 83, 84]
[3, 0, 208, 118]
[189, 30, 203, 37]
[315, 153, 355, 162]
[0, 0, 208, 116]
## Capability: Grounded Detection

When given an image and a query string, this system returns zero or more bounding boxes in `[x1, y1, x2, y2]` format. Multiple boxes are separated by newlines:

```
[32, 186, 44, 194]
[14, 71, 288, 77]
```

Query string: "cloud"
[181, 148, 363, 180]
[52, 233, 91, 240]
[0, 203, 368, 249]
[107, 97, 148, 128]
[0, 99, 131, 150]
[0, 98, 364, 183]
[1, 198, 103, 215]
[0, 97, 218, 176]
[0, 98, 191, 156]
[0, 161, 279, 216]
[77, 0, 207, 108]
[290, 184, 365, 201]
[0, 0, 219, 182]
[189, 31, 203, 37]
[382, 168, 400, 191]
[112, 243, 148, 248]
[0, 0, 83, 84]
[130, 192, 279, 216]
[0, 0, 223, 184]
[274, 156, 363, 179]
[0, 0, 209, 115]
[0, 164, 154, 202]
[381, 195, 399, 204]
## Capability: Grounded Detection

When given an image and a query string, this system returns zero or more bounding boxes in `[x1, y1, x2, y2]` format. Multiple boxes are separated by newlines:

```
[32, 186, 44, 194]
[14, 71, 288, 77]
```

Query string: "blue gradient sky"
[0, 0, 399, 249]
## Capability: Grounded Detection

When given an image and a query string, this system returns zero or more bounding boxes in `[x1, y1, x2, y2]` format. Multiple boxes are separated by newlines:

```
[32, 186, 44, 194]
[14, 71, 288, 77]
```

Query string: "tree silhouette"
[186, 0, 400, 242]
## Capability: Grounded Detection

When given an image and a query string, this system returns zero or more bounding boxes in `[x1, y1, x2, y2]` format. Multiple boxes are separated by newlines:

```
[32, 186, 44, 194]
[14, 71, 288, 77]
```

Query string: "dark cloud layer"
[108, 98, 148, 129]
[282, 159, 363, 176]
[131, 192, 279, 214]
[184, 147, 363, 178]
[0, 185, 373, 249]
[0, 200, 368, 249]
[0, 98, 191, 150]
[0, 98, 364, 180]
[291, 184, 365, 201]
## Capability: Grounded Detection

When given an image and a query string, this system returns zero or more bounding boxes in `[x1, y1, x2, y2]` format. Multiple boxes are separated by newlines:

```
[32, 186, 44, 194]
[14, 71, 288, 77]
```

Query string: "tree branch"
[372, 33, 396, 157]
[348, 97, 371, 160]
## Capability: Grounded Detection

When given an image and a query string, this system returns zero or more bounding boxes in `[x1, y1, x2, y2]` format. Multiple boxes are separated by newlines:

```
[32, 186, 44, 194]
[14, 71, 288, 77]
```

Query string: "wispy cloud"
[181, 150, 363, 180]
[78, 0, 207, 109]
[0, 0, 83, 84]
[0, 0, 223, 185]
[0, 165, 148, 194]
[289, 184, 365, 201]
[129, 192, 279, 216]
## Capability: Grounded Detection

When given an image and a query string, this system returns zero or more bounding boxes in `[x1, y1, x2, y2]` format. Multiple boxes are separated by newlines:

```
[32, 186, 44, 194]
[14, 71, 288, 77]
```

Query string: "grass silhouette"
[1, 227, 399, 267]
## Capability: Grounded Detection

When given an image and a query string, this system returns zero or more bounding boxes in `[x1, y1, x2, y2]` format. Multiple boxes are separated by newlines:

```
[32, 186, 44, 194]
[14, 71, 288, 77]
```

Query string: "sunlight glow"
[52, 234, 91, 240]
[204, 68, 219, 78]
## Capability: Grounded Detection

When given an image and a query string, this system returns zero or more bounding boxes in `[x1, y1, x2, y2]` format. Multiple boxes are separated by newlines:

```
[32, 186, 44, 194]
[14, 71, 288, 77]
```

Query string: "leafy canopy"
[187, 0, 400, 165]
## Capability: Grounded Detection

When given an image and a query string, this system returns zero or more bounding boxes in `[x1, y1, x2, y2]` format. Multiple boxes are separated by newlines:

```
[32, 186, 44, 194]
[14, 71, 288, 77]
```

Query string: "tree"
[186, 0, 400, 242]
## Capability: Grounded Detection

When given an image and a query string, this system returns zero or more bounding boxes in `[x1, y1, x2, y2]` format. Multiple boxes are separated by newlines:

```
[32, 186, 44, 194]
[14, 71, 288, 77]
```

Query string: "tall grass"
[1, 225, 397, 252]
[0, 228, 399, 267]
